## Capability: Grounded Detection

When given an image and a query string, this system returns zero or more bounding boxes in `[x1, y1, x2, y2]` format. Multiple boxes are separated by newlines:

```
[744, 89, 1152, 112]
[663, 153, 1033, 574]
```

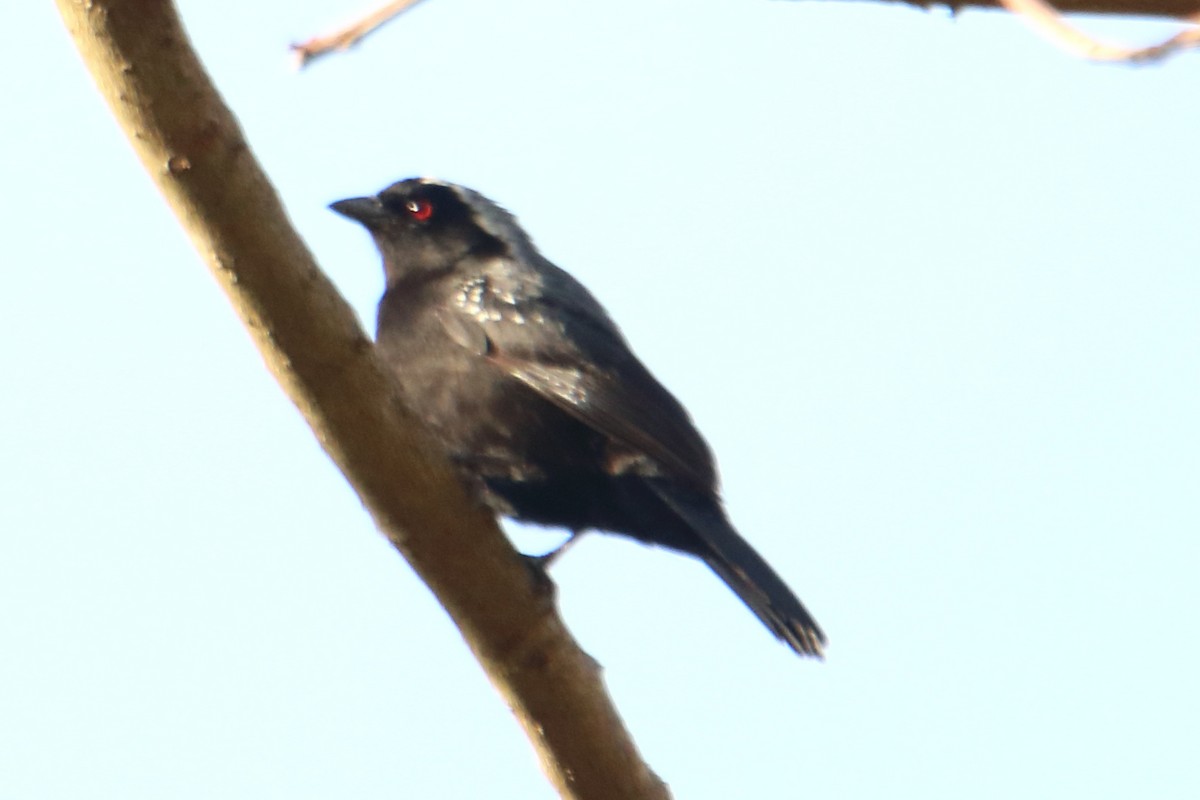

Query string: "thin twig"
[292, 0, 429, 69]
[998, 0, 1200, 62]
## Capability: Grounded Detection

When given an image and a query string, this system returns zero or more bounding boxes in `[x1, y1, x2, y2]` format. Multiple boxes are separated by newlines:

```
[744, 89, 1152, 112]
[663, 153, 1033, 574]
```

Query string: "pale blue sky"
[3, 1, 1198, 798]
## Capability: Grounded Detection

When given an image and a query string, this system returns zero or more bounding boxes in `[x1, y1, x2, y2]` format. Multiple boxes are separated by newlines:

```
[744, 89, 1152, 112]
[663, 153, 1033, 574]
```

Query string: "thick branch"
[54, 1, 668, 798]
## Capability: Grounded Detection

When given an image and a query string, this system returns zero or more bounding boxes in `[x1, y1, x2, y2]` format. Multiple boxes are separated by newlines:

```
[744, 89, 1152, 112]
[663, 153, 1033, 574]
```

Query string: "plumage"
[331, 177, 826, 657]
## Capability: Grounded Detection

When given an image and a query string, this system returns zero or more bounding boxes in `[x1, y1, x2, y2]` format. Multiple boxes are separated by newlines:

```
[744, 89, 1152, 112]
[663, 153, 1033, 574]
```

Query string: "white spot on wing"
[454, 267, 542, 327]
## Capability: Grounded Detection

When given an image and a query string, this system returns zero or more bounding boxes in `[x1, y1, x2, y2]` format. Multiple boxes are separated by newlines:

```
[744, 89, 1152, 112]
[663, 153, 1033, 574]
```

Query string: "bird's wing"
[493, 352, 716, 488]
[450, 260, 718, 490]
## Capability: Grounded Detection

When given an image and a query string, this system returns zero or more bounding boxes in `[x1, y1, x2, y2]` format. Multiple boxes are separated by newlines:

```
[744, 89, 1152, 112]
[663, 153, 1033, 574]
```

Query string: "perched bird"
[331, 178, 826, 657]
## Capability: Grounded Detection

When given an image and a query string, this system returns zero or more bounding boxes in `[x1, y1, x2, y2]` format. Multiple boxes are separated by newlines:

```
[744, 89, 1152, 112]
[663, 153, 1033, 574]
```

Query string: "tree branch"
[53, 1, 668, 798]
[997, 0, 1199, 60]
[293, 0, 1198, 72]
[940, 0, 1199, 15]
[292, 0, 428, 69]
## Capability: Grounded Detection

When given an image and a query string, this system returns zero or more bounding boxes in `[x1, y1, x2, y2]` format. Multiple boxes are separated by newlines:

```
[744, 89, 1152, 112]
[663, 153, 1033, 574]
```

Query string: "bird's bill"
[329, 196, 386, 227]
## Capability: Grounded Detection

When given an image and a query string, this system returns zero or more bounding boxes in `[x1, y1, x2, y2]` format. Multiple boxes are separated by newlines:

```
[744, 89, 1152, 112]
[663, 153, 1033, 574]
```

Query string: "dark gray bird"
[331, 178, 825, 657]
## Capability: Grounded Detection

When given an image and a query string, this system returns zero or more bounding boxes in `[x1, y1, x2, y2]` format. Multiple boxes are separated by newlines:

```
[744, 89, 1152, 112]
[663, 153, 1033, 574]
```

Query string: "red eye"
[405, 199, 434, 222]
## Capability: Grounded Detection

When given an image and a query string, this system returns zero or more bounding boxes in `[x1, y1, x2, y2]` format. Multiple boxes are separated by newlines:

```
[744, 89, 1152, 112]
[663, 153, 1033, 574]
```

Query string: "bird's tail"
[649, 483, 826, 658]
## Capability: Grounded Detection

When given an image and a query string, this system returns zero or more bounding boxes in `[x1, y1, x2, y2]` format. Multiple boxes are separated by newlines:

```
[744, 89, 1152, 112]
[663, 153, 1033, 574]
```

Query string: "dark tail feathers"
[650, 482, 826, 658]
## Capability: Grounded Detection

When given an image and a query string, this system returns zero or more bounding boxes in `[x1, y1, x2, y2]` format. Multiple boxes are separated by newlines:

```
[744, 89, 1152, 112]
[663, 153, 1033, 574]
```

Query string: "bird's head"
[331, 177, 534, 287]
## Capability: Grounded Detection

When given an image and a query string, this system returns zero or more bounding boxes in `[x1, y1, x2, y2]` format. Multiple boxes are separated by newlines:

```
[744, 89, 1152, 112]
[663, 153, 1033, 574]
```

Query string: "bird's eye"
[405, 198, 434, 222]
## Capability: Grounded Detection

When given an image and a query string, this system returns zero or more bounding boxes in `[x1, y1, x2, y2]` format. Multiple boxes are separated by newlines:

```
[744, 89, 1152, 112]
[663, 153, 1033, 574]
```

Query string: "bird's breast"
[377, 310, 600, 483]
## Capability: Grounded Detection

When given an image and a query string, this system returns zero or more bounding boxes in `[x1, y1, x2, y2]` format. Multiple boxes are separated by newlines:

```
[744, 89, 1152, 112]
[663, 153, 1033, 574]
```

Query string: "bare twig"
[934, 0, 1199, 17]
[291, 0, 1200, 70]
[292, 0, 429, 69]
[998, 0, 1198, 62]
[55, 1, 670, 798]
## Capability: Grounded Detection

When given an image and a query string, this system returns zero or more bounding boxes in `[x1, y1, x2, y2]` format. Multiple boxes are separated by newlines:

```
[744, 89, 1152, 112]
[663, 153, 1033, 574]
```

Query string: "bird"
[331, 177, 826, 657]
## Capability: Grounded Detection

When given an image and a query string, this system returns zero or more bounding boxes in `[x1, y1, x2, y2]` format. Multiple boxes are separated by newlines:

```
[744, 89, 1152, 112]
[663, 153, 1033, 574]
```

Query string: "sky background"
[3, 1, 1198, 797]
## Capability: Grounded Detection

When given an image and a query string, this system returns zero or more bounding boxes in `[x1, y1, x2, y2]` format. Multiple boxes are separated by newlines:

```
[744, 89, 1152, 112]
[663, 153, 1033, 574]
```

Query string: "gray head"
[331, 177, 537, 287]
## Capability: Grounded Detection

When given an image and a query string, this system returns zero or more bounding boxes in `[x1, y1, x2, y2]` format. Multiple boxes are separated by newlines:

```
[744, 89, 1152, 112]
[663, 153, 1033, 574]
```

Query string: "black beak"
[329, 196, 386, 227]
